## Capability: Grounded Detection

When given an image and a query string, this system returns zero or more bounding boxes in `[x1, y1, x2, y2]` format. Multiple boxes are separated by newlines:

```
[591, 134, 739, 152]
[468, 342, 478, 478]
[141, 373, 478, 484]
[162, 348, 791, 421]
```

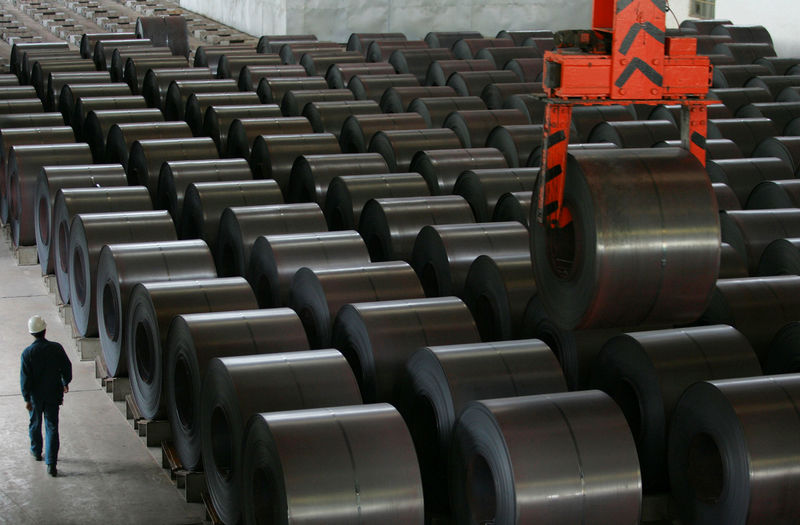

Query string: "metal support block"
[58, 304, 73, 328]
[105, 377, 131, 402]
[15, 245, 37, 266]
[179, 471, 205, 503]
[139, 419, 171, 447]
[77, 337, 100, 361]
[42, 274, 56, 293]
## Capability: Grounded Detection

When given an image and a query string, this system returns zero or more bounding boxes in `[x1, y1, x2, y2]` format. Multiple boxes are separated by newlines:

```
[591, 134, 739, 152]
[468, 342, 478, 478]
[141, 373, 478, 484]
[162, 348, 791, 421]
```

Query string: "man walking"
[20, 315, 72, 477]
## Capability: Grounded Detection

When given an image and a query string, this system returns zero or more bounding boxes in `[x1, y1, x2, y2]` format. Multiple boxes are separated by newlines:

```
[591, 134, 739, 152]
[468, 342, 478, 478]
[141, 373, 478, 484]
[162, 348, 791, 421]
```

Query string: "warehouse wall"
[715, 0, 800, 57]
[177, 0, 592, 42]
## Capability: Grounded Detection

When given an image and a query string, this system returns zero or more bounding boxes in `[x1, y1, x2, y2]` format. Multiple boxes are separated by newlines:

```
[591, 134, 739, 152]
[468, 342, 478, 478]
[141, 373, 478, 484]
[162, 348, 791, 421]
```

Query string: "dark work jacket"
[20, 337, 72, 405]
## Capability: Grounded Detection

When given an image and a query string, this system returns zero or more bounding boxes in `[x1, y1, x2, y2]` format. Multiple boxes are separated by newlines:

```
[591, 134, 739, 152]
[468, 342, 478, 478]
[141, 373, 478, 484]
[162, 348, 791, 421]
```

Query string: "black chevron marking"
[619, 22, 665, 55]
[615, 57, 664, 87]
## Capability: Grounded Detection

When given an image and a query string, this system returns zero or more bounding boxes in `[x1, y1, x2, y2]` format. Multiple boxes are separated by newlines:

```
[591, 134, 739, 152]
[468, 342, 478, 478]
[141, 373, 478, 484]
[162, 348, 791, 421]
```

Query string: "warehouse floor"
[0, 236, 204, 524]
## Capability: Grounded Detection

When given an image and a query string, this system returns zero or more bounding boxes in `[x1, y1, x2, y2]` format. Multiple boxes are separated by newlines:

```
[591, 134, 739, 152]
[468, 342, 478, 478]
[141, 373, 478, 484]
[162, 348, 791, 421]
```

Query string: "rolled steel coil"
[745, 75, 800, 101]
[247, 230, 370, 307]
[135, 15, 190, 58]
[157, 158, 253, 223]
[754, 57, 800, 75]
[450, 391, 641, 525]
[203, 104, 282, 156]
[29, 60, 97, 101]
[669, 374, 800, 524]
[480, 82, 543, 110]
[710, 86, 772, 113]
[241, 403, 422, 525]
[226, 117, 313, 159]
[498, 29, 554, 45]
[407, 96, 487, 128]
[425, 59, 494, 87]
[324, 172, 429, 230]
[141, 67, 213, 110]
[238, 65, 307, 92]
[720, 241, 750, 278]
[531, 148, 720, 329]
[388, 48, 455, 84]
[22, 50, 81, 80]
[591, 325, 761, 492]
[35, 164, 127, 276]
[10, 42, 69, 76]
[758, 238, 800, 277]
[81, 32, 137, 59]
[712, 64, 771, 89]
[347, 74, 420, 102]
[462, 253, 536, 340]
[366, 40, 428, 63]
[325, 62, 396, 89]
[713, 182, 742, 211]
[721, 209, 800, 274]
[280, 88, 355, 117]
[0, 86, 38, 102]
[59, 84, 132, 126]
[93, 39, 153, 71]
[165, 308, 310, 470]
[127, 276, 258, 419]
[124, 56, 190, 95]
[9, 143, 92, 247]
[484, 125, 543, 168]
[562, 104, 634, 141]
[475, 47, 543, 70]
[368, 128, 462, 172]
[217, 54, 282, 80]
[504, 93, 546, 124]
[527, 141, 620, 167]
[288, 261, 424, 348]
[410, 221, 529, 297]
[400, 340, 565, 516]
[66, 209, 175, 321]
[105, 121, 193, 169]
[127, 137, 219, 198]
[424, 31, 483, 49]
[71, 96, 148, 143]
[287, 152, 389, 204]
[409, 148, 509, 195]
[278, 43, 345, 65]
[184, 92, 261, 136]
[332, 296, 480, 403]
[707, 117, 776, 157]
[452, 38, 515, 60]
[0, 113, 64, 131]
[679, 19, 732, 35]
[358, 195, 475, 261]
[446, 70, 520, 97]
[588, 119, 680, 147]
[747, 179, 800, 209]
[707, 157, 793, 206]
[656, 138, 743, 160]
[297, 52, 364, 77]
[713, 42, 776, 64]
[766, 322, 800, 373]
[216, 203, 327, 277]
[164, 79, 238, 121]
[648, 103, 732, 124]
[194, 44, 256, 73]
[442, 109, 527, 148]
[249, 133, 340, 194]
[180, 180, 283, 248]
[505, 57, 545, 82]
[256, 34, 317, 53]
[753, 136, 800, 175]
[347, 32, 407, 52]
[378, 85, 457, 113]
[110, 48, 175, 84]
[738, 101, 800, 135]
[700, 276, 800, 371]
[492, 191, 532, 226]
[302, 99, 381, 137]
[83, 108, 165, 161]
[339, 112, 427, 153]
[712, 24, 773, 45]
[96, 239, 216, 377]
[255, 76, 328, 105]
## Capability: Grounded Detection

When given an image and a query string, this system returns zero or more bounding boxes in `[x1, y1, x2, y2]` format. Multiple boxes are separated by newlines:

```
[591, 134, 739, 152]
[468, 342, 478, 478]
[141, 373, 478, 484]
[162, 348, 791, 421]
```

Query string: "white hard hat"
[28, 315, 46, 334]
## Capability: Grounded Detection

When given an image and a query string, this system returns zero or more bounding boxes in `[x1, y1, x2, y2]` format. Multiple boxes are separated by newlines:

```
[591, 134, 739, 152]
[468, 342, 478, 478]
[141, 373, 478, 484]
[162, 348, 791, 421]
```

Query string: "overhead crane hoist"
[537, 0, 713, 228]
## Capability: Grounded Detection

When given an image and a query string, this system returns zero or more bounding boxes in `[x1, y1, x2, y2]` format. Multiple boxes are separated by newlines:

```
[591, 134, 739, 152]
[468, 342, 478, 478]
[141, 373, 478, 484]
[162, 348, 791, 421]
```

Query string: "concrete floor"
[0, 235, 205, 524]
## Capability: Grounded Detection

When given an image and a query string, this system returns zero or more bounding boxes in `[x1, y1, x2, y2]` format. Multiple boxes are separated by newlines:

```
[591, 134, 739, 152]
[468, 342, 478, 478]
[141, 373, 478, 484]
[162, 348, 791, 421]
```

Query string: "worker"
[20, 315, 72, 477]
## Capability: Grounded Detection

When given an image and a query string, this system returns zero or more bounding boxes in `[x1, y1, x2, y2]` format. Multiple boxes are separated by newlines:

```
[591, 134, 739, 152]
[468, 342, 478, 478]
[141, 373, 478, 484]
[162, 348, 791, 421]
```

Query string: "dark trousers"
[28, 402, 59, 465]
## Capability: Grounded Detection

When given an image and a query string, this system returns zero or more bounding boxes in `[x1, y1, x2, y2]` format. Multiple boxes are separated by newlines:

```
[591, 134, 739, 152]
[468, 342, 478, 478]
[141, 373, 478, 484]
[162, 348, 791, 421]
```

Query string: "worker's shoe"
[30, 450, 42, 461]
[46, 464, 57, 477]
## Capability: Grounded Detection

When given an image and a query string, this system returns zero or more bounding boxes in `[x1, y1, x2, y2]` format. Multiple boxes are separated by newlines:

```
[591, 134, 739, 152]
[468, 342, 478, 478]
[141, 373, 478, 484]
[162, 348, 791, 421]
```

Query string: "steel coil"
[480, 82, 543, 110]
[141, 67, 213, 110]
[184, 92, 260, 136]
[492, 191, 532, 226]
[135, 15, 190, 58]
[217, 54, 282, 80]
[127, 276, 257, 419]
[180, 180, 283, 248]
[738, 101, 800, 135]
[238, 65, 307, 92]
[164, 79, 238, 121]
[712, 24, 773, 45]
[215, 201, 326, 278]
[528, 141, 619, 167]
[407, 96, 487, 128]
[278, 43, 343, 63]
[339, 113, 427, 154]
[532, 148, 720, 329]
[710, 87, 772, 113]
[656, 138, 743, 160]
[668, 375, 800, 525]
[81, 33, 137, 59]
[110, 49, 174, 84]
[425, 59, 494, 87]
[302, 99, 381, 137]
[249, 133, 340, 194]
[745, 75, 800, 100]
[400, 340, 565, 516]
[712, 64, 771, 89]
[498, 29, 554, 45]
[347, 74, 419, 102]
[241, 403, 422, 525]
[713, 182, 742, 210]
[720, 241, 749, 278]
[753, 136, 800, 175]
[366, 40, 428, 63]
[29, 60, 96, 101]
[475, 47, 543, 69]
[105, 121, 193, 169]
[0, 113, 64, 131]
[298, 52, 364, 77]
[648, 103, 731, 124]
[368, 129, 462, 172]
[442, 109, 527, 148]
[409, 148, 509, 195]
[721, 209, 800, 274]
[679, 19, 732, 35]
[324, 172, 429, 230]
[256, 34, 317, 54]
[280, 88, 355, 117]
[450, 391, 641, 525]
[758, 238, 800, 276]
[247, 230, 370, 307]
[203, 104, 282, 156]
[93, 39, 153, 71]
[255, 76, 328, 105]
[96, 239, 216, 377]
[447, 70, 520, 97]
[156, 158, 252, 224]
[453, 168, 537, 221]
[194, 45, 256, 73]
[452, 38, 515, 60]
[83, 108, 165, 161]
[591, 325, 761, 492]
[226, 117, 312, 159]
[72, 96, 148, 143]
[707, 117, 775, 156]
[747, 179, 800, 209]
[11, 42, 69, 76]
[378, 85, 457, 113]
[289, 262, 424, 348]
[9, 143, 92, 247]
[504, 58, 545, 82]
[424, 31, 483, 49]
[588, 120, 679, 147]
[707, 157, 793, 206]
[66, 209, 175, 323]
[754, 57, 800, 75]
[35, 164, 127, 275]
[503, 93, 545, 125]
[714, 42, 776, 65]
[700, 276, 800, 371]
[388, 48, 455, 84]
[348, 32, 407, 52]
[287, 152, 389, 204]
[127, 137, 219, 198]
[124, 56, 190, 95]
[58, 84, 132, 126]
[358, 195, 475, 261]
[165, 308, 309, 470]
[325, 62, 396, 89]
